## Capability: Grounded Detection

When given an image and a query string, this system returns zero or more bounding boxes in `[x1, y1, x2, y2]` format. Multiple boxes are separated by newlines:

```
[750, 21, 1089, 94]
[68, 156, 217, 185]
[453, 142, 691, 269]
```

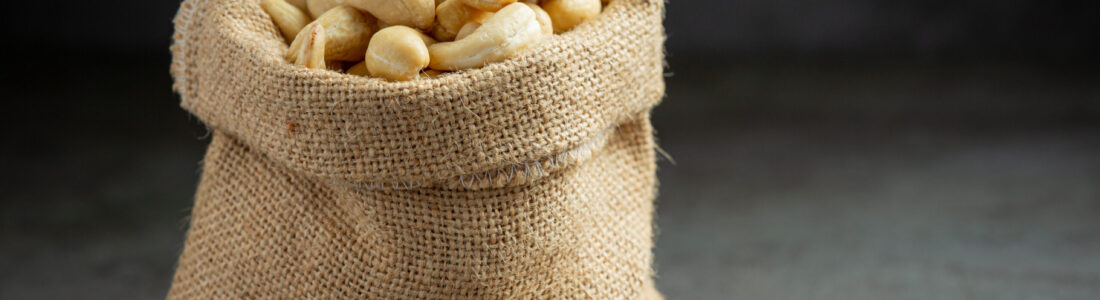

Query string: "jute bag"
[167, 0, 666, 298]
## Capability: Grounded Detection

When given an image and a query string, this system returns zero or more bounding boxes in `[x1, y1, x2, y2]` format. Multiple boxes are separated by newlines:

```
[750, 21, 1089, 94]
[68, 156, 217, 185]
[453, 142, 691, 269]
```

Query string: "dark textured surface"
[647, 60, 1100, 299]
[2, 0, 1099, 298]
[653, 125, 1100, 299]
[2, 54, 1099, 298]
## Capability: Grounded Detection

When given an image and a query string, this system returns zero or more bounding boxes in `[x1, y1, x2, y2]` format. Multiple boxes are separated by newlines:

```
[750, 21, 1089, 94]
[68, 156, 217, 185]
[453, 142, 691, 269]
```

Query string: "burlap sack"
[167, 0, 666, 298]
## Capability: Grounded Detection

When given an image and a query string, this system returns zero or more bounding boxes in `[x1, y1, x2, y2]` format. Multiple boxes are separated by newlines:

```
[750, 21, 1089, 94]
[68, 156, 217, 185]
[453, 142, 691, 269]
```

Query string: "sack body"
[167, 0, 666, 298]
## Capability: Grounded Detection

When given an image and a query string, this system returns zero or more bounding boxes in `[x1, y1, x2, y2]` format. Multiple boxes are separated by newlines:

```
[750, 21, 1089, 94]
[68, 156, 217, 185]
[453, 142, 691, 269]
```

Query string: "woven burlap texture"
[168, 0, 666, 297]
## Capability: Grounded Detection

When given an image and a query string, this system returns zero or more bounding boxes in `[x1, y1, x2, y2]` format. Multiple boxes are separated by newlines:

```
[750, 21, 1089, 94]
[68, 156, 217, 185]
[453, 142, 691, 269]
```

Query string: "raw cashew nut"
[454, 10, 497, 40]
[454, 22, 481, 40]
[428, 3, 543, 70]
[430, 26, 455, 42]
[421, 69, 444, 78]
[261, 0, 312, 41]
[288, 23, 327, 69]
[306, 0, 346, 18]
[459, 0, 517, 12]
[348, 0, 435, 30]
[346, 61, 370, 76]
[376, 19, 394, 29]
[540, 0, 600, 33]
[366, 26, 436, 81]
[434, 0, 492, 41]
[286, 0, 309, 10]
[292, 5, 375, 62]
[326, 60, 348, 72]
[521, 2, 553, 35]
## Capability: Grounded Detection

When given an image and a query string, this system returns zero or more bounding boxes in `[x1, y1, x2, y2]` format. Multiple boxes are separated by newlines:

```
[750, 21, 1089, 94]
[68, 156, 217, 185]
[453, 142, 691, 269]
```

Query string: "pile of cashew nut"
[263, 0, 608, 81]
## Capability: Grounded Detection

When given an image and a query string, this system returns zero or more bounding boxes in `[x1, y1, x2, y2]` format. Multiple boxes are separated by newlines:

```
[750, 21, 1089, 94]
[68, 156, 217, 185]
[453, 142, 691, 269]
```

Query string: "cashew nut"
[326, 60, 348, 72]
[421, 69, 444, 78]
[293, 5, 375, 62]
[346, 61, 370, 76]
[454, 10, 498, 40]
[376, 19, 394, 29]
[288, 23, 327, 69]
[428, 3, 543, 70]
[306, 0, 346, 18]
[286, 0, 310, 10]
[275, 0, 603, 76]
[430, 26, 454, 42]
[454, 22, 481, 40]
[261, 0, 313, 42]
[348, 0, 435, 30]
[459, 0, 517, 12]
[540, 0, 600, 33]
[433, 0, 492, 41]
[366, 26, 436, 81]
[521, 2, 553, 35]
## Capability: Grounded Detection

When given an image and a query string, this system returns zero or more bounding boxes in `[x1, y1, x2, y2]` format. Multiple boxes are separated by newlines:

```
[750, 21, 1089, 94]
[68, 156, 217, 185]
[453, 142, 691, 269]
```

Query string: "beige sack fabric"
[167, 0, 666, 298]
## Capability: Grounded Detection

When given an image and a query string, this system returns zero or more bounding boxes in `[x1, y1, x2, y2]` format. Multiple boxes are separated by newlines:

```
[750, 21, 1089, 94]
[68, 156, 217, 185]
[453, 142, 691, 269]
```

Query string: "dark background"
[2, 0, 1098, 299]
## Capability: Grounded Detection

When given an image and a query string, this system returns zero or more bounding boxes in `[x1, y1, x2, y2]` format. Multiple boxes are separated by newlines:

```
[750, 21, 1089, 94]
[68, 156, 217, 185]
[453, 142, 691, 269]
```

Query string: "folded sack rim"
[170, 0, 666, 186]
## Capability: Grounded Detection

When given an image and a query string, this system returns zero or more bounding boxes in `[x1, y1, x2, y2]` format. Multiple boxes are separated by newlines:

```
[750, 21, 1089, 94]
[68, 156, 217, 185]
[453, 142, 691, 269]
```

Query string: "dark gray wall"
[0, 2, 1097, 299]
[664, 0, 1098, 59]
[2, 0, 1096, 60]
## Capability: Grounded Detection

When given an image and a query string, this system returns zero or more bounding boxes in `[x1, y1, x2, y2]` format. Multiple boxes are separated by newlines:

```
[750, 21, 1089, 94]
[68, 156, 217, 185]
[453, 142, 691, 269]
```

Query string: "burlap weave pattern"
[168, 0, 666, 297]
